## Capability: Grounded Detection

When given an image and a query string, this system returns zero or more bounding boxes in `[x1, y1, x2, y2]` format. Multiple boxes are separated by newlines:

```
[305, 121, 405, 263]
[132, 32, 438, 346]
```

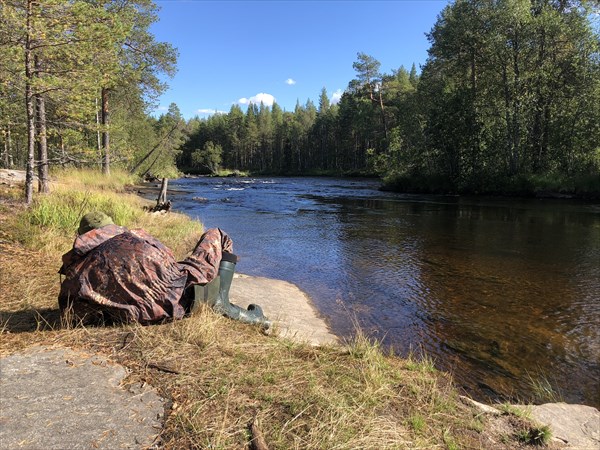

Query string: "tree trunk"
[2, 123, 11, 168]
[101, 87, 110, 175]
[95, 97, 102, 166]
[511, 32, 521, 176]
[470, 47, 481, 181]
[35, 56, 49, 193]
[141, 147, 164, 178]
[60, 134, 66, 167]
[157, 178, 168, 205]
[378, 89, 388, 142]
[535, 28, 550, 173]
[502, 64, 515, 175]
[24, 0, 35, 205]
[149, 177, 171, 212]
[130, 121, 180, 174]
[1, 128, 6, 168]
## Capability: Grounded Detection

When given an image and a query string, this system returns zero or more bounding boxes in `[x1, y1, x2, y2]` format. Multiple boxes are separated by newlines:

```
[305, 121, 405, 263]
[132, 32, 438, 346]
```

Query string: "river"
[170, 176, 600, 408]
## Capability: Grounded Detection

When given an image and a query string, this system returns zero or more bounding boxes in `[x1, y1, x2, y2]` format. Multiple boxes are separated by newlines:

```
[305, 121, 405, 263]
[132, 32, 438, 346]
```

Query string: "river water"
[171, 176, 600, 407]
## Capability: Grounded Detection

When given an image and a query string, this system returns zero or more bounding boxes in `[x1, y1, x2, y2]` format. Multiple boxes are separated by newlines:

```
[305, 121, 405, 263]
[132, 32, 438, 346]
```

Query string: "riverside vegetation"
[0, 169, 558, 449]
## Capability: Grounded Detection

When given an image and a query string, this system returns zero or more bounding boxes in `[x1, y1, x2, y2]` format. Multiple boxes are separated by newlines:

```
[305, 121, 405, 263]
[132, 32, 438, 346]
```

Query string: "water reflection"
[172, 177, 600, 407]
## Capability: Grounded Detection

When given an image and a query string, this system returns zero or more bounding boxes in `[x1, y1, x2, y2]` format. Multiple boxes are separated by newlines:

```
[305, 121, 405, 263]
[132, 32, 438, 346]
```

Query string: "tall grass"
[27, 188, 142, 232]
[526, 370, 564, 404]
[12, 168, 203, 256]
[53, 167, 139, 192]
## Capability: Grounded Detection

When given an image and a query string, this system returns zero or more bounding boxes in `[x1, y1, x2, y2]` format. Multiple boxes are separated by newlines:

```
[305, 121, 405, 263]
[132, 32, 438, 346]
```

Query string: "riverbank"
[0, 169, 596, 449]
[380, 172, 600, 199]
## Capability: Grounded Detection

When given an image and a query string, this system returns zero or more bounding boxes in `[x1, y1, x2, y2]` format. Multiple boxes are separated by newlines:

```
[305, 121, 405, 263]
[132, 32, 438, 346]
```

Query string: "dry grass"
[0, 172, 553, 449]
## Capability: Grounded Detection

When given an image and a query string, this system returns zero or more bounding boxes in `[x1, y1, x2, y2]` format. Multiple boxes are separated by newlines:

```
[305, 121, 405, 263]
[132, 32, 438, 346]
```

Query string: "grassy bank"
[0, 169, 553, 449]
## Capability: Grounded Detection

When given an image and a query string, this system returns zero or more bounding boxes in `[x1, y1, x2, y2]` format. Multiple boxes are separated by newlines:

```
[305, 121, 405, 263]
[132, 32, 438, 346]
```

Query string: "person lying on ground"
[58, 211, 270, 328]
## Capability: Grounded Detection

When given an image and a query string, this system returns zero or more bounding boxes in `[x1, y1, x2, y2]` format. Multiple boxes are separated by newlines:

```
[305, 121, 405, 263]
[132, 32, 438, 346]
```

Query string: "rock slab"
[0, 346, 164, 449]
[466, 398, 600, 450]
[231, 274, 338, 346]
[0, 169, 34, 185]
[528, 403, 600, 449]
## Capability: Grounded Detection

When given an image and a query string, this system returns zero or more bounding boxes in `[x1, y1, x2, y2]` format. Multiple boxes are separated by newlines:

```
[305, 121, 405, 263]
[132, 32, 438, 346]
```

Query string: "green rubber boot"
[195, 252, 271, 329]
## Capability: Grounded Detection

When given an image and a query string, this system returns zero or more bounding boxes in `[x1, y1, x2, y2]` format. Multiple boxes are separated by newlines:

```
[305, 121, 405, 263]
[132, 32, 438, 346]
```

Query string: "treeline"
[0, 0, 183, 203]
[181, 0, 599, 194]
[2, 0, 598, 200]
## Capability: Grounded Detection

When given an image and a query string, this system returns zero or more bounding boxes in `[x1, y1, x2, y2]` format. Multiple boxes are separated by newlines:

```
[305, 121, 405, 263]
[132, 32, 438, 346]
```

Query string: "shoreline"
[128, 179, 338, 346]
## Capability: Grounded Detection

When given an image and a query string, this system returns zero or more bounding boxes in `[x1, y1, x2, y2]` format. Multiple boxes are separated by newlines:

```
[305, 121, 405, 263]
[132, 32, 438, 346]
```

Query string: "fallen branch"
[146, 361, 180, 375]
[248, 415, 269, 450]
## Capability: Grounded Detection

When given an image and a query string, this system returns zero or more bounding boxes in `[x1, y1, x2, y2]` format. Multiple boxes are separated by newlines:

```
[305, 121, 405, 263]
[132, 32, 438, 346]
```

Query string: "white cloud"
[237, 93, 276, 107]
[331, 89, 343, 105]
[156, 105, 169, 111]
[285, 78, 296, 85]
[197, 108, 227, 115]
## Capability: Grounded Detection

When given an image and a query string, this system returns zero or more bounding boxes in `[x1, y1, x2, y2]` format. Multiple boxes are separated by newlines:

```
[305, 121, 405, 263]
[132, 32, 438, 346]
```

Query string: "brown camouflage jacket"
[58, 225, 232, 324]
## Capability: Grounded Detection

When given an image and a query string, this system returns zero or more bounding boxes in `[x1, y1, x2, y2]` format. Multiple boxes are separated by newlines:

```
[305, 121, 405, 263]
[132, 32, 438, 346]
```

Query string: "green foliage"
[412, 0, 600, 192]
[4, 0, 595, 197]
[191, 141, 222, 175]
[0, 0, 177, 197]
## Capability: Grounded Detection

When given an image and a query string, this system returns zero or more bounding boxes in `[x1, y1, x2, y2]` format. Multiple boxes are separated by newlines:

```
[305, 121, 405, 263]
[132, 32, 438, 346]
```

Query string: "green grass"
[499, 403, 552, 446]
[11, 168, 203, 258]
[406, 348, 437, 373]
[498, 403, 531, 419]
[26, 188, 141, 231]
[516, 424, 552, 446]
[443, 428, 460, 450]
[409, 414, 425, 432]
[53, 167, 139, 192]
[215, 168, 249, 177]
[526, 371, 564, 404]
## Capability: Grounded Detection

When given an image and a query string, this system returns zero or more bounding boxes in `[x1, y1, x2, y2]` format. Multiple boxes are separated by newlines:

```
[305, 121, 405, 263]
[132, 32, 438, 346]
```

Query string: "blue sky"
[150, 0, 451, 120]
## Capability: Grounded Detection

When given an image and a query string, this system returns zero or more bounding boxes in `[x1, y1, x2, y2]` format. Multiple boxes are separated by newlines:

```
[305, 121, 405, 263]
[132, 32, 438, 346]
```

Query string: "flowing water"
[171, 176, 600, 407]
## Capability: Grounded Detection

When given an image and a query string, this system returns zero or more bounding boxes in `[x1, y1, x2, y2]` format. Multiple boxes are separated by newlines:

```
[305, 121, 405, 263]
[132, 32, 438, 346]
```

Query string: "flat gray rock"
[231, 274, 338, 346]
[0, 346, 164, 449]
[0, 169, 35, 184]
[528, 403, 600, 449]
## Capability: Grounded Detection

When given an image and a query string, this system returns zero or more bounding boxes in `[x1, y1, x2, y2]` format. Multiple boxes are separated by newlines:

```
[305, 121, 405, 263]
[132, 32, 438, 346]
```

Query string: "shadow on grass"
[0, 308, 62, 333]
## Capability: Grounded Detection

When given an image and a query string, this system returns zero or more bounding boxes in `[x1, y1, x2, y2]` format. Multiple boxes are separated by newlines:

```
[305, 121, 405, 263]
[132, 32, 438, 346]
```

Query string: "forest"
[1, 0, 599, 200]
